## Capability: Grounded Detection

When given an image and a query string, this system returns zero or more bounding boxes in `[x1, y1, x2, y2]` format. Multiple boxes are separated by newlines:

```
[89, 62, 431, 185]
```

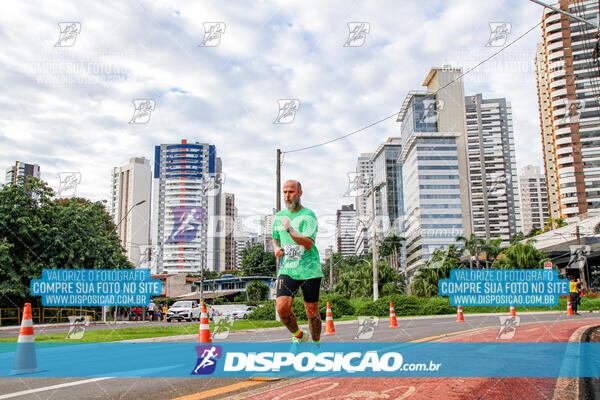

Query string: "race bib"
[283, 243, 304, 263]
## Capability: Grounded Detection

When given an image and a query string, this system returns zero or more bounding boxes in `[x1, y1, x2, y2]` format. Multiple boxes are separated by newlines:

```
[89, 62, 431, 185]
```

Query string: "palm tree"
[379, 233, 405, 271]
[544, 218, 567, 232]
[483, 238, 503, 266]
[491, 242, 549, 269]
[456, 234, 486, 269]
[510, 232, 526, 245]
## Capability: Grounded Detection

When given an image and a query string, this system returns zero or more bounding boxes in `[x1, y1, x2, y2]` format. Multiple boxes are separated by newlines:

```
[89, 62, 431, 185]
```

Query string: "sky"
[0, 0, 547, 257]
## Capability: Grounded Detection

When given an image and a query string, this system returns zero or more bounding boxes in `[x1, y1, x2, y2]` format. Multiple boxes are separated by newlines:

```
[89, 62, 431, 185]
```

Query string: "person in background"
[569, 276, 582, 315]
[162, 304, 168, 322]
[148, 301, 156, 321]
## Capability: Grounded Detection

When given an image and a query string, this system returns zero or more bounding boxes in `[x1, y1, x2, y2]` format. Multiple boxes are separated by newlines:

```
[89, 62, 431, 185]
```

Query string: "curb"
[552, 323, 600, 400]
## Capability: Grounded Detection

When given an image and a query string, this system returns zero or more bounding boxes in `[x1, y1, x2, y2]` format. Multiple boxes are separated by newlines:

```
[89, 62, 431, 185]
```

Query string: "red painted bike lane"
[238, 317, 600, 400]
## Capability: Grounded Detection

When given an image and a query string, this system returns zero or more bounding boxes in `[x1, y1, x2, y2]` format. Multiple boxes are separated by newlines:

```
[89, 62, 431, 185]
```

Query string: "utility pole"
[329, 246, 333, 293]
[200, 250, 204, 304]
[371, 183, 379, 301]
[276, 149, 281, 212]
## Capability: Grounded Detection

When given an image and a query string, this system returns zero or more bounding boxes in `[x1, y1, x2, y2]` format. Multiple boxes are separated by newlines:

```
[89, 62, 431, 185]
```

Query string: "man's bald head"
[283, 180, 302, 192]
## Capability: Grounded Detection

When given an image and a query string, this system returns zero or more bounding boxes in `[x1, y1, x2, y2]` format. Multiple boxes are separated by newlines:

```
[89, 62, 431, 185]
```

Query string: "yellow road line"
[409, 326, 497, 342]
[171, 380, 264, 400]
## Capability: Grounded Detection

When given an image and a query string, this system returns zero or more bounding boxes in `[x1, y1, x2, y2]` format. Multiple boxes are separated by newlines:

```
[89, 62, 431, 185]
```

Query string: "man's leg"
[276, 296, 299, 334]
[302, 277, 322, 341]
[304, 301, 321, 342]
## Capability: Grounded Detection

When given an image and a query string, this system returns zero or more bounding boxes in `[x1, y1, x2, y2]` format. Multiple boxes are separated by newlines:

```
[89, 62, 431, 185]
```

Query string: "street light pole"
[370, 183, 379, 301]
[107, 199, 147, 323]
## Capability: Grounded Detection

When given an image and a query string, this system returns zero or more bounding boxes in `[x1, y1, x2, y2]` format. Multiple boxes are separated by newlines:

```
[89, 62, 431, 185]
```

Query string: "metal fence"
[0, 307, 97, 326]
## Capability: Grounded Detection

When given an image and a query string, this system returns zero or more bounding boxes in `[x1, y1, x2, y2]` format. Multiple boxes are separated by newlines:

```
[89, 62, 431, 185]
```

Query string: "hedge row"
[249, 295, 600, 320]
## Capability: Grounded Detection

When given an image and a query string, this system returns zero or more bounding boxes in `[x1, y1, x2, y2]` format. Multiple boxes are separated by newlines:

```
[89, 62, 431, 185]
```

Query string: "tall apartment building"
[260, 211, 276, 252]
[151, 140, 223, 274]
[398, 67, 472, 276]
[5, 161, 40, 185]
[353, 153, 373, 255]
[336, 204, 357, 256]
[219, 192, 235, 271]
[465, 94, 521, 244]
[110, 157, 152, 268]
[536, 0, 600, 219]
[519, 165, 550, 234]
[234, 232, 259, 270]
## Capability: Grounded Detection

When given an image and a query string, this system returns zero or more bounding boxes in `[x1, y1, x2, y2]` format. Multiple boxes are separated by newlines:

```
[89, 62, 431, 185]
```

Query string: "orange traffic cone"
[456, 305, 465, 322]
[11, 303, 38, 375]
[323, 302, 336, 335]
[198, 303, 212, 343]
[566, 298, 574, 316]
[389, 301, 398, 328]
[510, 305, 516, 317]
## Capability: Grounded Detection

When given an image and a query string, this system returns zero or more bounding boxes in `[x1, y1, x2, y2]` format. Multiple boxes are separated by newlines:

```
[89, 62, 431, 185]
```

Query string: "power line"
[283, 21, 542, 154]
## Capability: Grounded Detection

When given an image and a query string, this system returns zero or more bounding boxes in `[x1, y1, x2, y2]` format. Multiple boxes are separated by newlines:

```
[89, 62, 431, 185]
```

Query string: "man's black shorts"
[276, 274, 321, 303]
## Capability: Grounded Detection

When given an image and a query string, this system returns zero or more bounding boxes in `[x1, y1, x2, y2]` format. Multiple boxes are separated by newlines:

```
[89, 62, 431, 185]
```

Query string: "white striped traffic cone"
[456, 305, 465, 322]
[510, 305, 516, 317]
[389, 301, 398, 328]
[323, 301, 336, 335]
[11, 303, 38, 375]
[198, 303, 212, 343]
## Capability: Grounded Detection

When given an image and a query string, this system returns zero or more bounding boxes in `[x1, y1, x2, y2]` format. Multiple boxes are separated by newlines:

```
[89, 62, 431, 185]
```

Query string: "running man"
[272, 180, 323, 351]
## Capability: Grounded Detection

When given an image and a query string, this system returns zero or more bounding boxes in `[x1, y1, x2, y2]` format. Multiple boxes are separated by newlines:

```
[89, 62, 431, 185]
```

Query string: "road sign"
[544, 262, 553, 270]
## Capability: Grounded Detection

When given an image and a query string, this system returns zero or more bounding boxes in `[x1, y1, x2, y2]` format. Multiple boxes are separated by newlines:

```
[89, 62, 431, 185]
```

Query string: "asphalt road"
[1, 312, 599, 400]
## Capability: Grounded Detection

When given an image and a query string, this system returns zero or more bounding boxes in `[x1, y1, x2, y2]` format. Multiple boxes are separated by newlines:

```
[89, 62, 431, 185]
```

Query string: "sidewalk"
[0, 320, 143, 331]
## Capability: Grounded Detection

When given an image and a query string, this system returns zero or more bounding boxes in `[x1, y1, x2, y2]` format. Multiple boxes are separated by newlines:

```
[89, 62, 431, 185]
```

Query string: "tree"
[510, 232, 526, 245]
[246, 280, 269, 302]
[334, 261, 404, 298]
[483, 238, 503, 264]
[456, 234, 485, 269]
[491, 242, 549, 269]
[379, 233, 405, 271]
[240, 243, 276, 276]
[544, 218, 567, 232]
[0, 178, 132, 307]
[411, 245, 465, 297]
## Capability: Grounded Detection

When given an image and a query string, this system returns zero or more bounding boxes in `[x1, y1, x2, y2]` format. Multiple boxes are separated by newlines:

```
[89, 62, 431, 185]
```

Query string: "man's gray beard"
[285, 198, 300, 211]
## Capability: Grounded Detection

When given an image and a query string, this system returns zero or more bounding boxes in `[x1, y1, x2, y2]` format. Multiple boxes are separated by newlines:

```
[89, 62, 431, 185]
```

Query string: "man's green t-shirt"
[272, 207, 323, 280]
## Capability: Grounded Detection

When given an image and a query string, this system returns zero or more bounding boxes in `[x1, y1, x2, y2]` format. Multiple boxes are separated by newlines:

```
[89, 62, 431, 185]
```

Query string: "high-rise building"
[110, 157, 152, 268]
[219, 192, 235, 271]
[519, 165, 550, 234]
[151, 139, 223, 274]
[354, 153, 373, 255]
[5, 161, 40, 185]
[260, 211, 276, 252]
[336, 204, 357, 256]
[465, 94, 521, 244]
[234, 232, 259, 270]
[398, 67, 472, 276]
[536, 0, 600, 219]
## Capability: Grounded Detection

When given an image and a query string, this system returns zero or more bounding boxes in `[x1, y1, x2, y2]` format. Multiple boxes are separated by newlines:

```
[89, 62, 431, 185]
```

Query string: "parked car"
[165, 301, 201, 322]
[231, 306, 256, 319]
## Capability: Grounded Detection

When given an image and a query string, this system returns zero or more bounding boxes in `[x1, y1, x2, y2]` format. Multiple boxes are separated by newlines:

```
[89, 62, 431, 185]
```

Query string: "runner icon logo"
[191, 345, 223, 375]
[354, 316, 379, 340]
[496, 316, 520, 340]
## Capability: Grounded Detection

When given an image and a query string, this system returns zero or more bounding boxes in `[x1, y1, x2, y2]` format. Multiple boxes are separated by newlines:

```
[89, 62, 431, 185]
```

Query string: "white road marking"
[0, 377, 111, 399]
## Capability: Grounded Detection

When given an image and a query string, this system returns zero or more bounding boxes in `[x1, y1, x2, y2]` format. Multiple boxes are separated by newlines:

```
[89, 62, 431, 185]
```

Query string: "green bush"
[248, 301, 276, 320]
[419, 297, 455, 315]
[319, 294, 354, 317]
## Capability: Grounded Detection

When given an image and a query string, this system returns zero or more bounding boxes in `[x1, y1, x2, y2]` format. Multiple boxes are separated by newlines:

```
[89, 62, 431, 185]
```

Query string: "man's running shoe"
[290, 330, 308, 354]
